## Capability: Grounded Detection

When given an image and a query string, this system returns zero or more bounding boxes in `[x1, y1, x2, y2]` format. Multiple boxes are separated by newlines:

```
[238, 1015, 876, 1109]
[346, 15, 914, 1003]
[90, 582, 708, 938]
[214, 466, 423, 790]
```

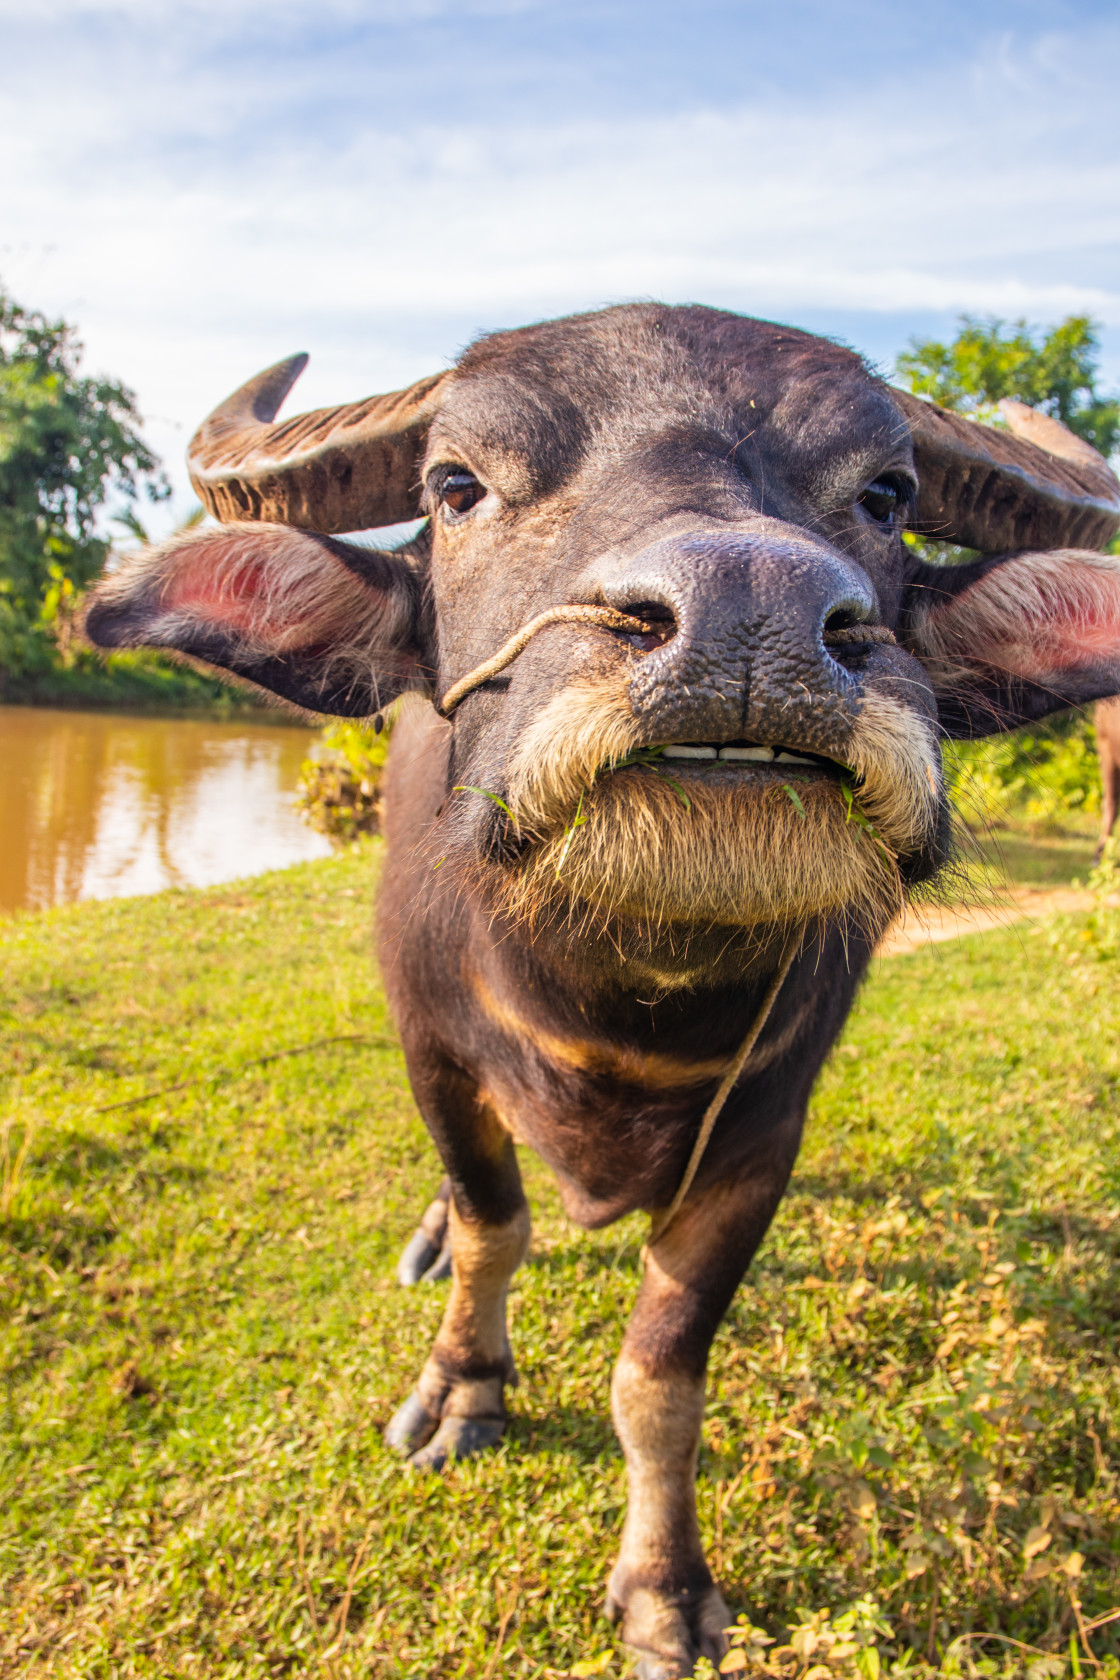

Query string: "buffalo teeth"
[657, 743, 817, 765]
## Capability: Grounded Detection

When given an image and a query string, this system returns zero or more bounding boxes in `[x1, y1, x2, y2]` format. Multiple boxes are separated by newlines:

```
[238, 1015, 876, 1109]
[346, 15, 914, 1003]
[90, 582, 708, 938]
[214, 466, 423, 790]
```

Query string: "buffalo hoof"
[408, 1414, 505, 1470]
[422, 1241, 453, 1281]
[396, 1229, 452, 1286]
[385, 1390, 505, 1468]
[605, 1578, 729, 1679]
[384, 1389, 439, 1453]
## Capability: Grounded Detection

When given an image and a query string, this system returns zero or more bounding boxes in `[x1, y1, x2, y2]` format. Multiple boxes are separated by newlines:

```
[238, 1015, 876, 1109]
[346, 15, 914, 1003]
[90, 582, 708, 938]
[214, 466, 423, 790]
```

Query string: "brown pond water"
[0, 707, 333, 916]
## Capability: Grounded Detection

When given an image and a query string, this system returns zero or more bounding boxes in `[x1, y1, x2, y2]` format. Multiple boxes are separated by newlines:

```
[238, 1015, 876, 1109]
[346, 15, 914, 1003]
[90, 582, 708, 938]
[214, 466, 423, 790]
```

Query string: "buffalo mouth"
[505, 734, 903, 934]
[605, 741, 849, 780]
[500, 677, 943, 934]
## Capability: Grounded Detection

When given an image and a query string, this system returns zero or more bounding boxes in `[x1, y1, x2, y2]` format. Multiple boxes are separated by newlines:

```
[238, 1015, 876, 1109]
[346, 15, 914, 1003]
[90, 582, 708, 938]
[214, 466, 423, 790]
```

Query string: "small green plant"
[555, 788, 589, 873]
[613, 745, 692, 809]
[567, 1651, 617, 1676]
[297, 720, 389, 843]
[783, 783, 808, 820]
[838, 770, 899, 871]
[1071, 837, 1120, 965]
[696, 1597, 895, 1678]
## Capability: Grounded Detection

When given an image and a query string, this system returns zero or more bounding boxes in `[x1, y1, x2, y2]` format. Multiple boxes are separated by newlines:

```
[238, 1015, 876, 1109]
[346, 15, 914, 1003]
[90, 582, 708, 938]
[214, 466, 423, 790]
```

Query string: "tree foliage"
[898, 315, 1120, 828]
[0, 283, 166, 681]
[897, 313, 1120, 460]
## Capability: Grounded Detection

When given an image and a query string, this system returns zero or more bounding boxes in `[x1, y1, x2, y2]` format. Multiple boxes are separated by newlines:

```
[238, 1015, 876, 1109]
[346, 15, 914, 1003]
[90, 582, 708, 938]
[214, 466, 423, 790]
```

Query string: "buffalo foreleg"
[607, 1120, 801, 1680]
[386, 1065, 530, 1469]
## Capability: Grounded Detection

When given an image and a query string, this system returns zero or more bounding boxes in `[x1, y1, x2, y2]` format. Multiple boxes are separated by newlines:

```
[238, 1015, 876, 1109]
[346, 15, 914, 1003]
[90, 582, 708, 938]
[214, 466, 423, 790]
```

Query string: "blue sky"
[2, 0, 1118, 523]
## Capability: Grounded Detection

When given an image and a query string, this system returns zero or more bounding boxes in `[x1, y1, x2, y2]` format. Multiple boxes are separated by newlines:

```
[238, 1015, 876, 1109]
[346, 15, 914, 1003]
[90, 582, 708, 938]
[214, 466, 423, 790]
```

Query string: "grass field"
[968, 827, 1099, 890]
[3, 838, 1120, 1678]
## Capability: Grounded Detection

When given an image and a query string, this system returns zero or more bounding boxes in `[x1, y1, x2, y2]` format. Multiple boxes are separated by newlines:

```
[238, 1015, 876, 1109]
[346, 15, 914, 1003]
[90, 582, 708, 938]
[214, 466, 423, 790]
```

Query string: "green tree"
[0, 284, 166, 682]
[898, 314, 1120, 829]
[896, 313, 1120, 460]
[897, 313, 1120, 568]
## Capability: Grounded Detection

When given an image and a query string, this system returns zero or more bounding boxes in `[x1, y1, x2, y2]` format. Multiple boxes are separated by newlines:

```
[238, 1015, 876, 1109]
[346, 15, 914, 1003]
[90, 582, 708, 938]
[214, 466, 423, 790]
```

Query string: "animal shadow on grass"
[33, 1124, 207, 1193]
[527, 1236, 644, 1280]
[506, 1405, 620, 1462]
[3, 1207, 117, 1264]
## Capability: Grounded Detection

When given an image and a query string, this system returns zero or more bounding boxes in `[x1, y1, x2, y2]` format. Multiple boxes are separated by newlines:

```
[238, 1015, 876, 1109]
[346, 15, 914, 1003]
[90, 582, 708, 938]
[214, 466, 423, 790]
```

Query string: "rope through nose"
[437, 608, 896, 717]
[438, 605, 653, 715]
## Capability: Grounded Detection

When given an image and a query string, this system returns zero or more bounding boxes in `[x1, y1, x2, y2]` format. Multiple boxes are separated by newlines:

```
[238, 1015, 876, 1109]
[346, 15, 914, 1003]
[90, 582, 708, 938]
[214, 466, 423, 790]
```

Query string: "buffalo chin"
[507, 763, 907, 936]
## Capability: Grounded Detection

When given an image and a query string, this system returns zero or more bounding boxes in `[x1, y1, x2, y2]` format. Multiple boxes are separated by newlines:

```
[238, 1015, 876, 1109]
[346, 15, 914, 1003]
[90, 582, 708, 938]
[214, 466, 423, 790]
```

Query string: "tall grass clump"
[298, 722, 389, 842]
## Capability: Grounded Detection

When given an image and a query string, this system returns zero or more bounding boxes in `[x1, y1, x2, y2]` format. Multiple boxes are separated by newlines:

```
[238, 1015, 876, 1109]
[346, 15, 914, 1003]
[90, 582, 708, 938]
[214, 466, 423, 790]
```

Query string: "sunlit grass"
[2, 839, 1119, 1677]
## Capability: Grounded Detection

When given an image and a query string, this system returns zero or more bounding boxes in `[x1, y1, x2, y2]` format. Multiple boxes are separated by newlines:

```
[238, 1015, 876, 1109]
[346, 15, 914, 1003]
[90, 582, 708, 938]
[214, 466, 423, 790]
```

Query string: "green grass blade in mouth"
[555, 789, 589, 874]
[606, 747, 692, 811]
[637, 762, 692, 811]
[612, 745, 668, 771]
[454, 784, 515, 820]
[658, 772, 692, 812]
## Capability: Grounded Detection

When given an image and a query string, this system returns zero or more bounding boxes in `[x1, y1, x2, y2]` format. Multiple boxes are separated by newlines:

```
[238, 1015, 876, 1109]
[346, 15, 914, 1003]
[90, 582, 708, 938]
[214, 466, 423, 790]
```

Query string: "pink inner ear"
[159, 541, 320, 645]
[165, 557, 268, 630]
[1035, 615, 1120, 672]
[930, 553, 1120, 680]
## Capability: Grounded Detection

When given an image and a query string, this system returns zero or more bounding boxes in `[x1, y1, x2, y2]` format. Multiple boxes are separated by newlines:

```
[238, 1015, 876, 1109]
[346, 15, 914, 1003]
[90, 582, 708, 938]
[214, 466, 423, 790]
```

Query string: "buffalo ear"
[84, 522, 432, 717]
[901, 547, 1120, 738]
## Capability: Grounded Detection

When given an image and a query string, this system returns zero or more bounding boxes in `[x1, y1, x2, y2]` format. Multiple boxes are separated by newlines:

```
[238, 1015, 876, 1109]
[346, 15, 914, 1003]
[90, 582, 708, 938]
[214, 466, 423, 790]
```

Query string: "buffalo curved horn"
[187, 354, 449, 533]
[894, 387, 1120, 554]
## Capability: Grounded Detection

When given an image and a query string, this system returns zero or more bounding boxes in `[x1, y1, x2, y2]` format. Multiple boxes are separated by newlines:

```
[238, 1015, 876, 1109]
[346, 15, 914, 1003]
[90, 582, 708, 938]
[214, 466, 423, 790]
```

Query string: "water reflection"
[0, 706, 333, 915]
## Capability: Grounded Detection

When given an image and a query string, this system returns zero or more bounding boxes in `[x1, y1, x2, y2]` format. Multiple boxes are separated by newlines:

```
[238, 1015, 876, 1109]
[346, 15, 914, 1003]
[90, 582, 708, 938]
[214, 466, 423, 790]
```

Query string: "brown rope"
[439, 606, 653, 715]
[646, 926, 803, 1249]
[823, 624, 896, 646]
[438, 608, 895, 715]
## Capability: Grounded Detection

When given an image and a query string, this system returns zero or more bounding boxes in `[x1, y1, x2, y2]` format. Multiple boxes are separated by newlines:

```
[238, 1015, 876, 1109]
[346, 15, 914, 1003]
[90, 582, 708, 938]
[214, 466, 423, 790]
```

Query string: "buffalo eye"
[438, 468, 486, 517]
[858, 476, 908, 527]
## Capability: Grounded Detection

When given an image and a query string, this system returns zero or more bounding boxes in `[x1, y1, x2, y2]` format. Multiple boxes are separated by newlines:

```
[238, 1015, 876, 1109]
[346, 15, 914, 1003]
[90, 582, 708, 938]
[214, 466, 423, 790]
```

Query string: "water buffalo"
[85, 306, 1120, 1678]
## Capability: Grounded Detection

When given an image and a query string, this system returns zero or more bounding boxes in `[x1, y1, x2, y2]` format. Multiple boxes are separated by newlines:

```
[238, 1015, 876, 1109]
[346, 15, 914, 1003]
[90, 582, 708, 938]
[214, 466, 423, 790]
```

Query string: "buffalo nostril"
[621, 600, 676, 651]
[823, 606, 879, 669]
[823, 607, 862, 637]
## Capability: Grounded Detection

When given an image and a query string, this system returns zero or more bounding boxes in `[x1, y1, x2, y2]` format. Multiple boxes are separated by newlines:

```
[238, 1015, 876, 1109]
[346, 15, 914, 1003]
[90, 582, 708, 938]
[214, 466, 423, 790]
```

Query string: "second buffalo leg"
[386, 1061, 530, 1467]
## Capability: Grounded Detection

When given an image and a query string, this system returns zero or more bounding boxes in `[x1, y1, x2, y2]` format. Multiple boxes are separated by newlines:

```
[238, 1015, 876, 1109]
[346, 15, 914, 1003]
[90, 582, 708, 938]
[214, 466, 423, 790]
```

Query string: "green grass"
[964, 825, 1100, 890]
[1, 649, 269, 715]
[3, 844, 1120, 1678]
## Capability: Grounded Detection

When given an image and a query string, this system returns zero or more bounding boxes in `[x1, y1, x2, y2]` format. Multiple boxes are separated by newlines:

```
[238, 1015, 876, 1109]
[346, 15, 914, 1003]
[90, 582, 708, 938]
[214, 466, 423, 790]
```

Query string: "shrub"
[297, 721, 389, 843]
[946, 714, 1103, 834]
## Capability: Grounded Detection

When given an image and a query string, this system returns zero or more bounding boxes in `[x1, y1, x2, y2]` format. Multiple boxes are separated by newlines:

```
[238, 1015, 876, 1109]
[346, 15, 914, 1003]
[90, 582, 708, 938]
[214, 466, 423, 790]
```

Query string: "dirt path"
[877, 886, 1095, 957]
